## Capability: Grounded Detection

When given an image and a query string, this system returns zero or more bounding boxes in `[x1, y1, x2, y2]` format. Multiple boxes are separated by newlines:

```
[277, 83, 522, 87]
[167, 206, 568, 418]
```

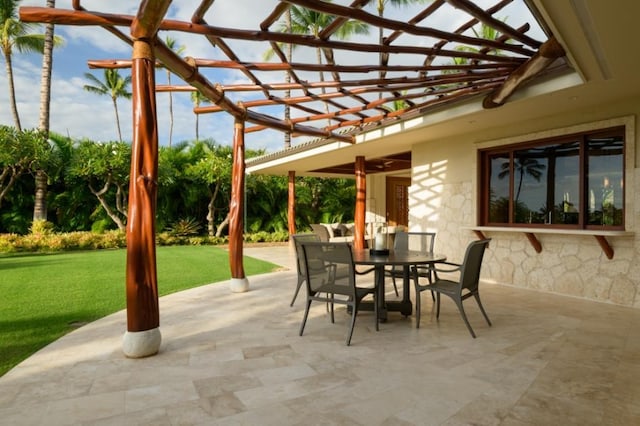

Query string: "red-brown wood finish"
[354, 156, 366, 250]
[229, 119, 246, 279]
[288, 170, 296, 235]
[125, 38, 159, 332]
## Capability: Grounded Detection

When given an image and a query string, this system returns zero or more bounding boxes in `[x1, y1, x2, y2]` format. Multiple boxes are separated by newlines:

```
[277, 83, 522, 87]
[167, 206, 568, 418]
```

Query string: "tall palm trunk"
[284, 9, 292, 149]
[4, 50, 21, 131]
[167, 70, 174, 147]
[34, 0, 56, 222]
[112, 96, 123, 142]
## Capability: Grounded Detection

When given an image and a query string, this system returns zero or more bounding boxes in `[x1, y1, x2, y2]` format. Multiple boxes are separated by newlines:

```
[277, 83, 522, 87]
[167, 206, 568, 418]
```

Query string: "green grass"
[0, 245, 278, 377]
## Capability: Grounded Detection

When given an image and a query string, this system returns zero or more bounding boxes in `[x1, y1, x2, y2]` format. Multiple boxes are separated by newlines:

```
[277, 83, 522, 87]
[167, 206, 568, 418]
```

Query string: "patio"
[0, 245, 638, 425]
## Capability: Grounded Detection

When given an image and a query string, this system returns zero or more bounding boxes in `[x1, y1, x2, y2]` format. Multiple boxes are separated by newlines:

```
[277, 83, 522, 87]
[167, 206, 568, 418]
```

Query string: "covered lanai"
[20, 0, 572, 357]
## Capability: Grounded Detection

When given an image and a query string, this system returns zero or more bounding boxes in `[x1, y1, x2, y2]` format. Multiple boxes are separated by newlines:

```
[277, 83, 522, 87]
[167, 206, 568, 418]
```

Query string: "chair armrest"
[432, 261, 461, 273]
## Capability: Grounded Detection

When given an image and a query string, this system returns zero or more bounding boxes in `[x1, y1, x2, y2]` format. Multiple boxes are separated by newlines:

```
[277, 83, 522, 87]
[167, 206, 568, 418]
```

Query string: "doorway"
[386, 176, 410, 227]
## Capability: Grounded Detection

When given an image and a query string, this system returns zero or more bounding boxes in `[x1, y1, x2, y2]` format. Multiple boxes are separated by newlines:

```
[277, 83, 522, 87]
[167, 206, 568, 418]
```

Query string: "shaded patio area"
[1, 245, 639, 425]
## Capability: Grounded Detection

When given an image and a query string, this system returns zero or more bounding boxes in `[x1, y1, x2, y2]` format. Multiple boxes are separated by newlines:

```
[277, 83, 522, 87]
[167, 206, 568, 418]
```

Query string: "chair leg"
[290, 278, 303, 307]
[346, 302, 358, 346]
[435, 292, 441, 319]
[373, 293, 379, 332]
[330, 294, 335, 323]
[473, 292, 492, 326]
[299, 300, 312, 336]
[454, 298, 477, 338]
[391, 275, 399, 296]
[415, 288, 422, 328]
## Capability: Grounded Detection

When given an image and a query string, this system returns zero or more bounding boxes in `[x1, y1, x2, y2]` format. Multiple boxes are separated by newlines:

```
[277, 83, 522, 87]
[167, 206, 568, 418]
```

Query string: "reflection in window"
[481, 127, 624, 229]
[488, 155, 509, 223]
[587, 135, 624, 226]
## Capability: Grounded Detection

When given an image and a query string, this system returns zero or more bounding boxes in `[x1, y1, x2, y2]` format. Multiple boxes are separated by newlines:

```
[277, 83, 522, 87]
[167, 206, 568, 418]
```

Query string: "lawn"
[0, 245, 279, 377]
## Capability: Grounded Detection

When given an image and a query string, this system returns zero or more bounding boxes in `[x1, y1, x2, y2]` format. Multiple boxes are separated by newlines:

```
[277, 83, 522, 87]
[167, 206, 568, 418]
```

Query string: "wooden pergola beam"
[483, 37, 566, 108]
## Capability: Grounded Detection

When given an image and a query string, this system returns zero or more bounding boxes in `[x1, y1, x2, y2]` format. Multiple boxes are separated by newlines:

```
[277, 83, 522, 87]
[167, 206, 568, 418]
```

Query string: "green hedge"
[0, 230, 290, 254]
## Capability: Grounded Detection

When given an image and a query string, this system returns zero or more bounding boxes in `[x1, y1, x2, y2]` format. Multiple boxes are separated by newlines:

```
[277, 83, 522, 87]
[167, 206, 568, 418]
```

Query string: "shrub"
[30, 220, 55, 235]
[166, 218, 201, 236]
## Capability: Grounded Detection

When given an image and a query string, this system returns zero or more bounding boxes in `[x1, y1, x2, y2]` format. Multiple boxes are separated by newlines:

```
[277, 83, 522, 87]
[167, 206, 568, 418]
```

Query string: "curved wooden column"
[123, 38, 161, 358]
[229, 118, 249, 292]
[288, 170, 296, 235]
[354, 156, 366, 249]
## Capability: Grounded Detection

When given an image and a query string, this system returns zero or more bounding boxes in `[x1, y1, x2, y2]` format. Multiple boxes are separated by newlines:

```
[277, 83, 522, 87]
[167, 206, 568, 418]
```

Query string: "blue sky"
[1, 0, 543, 152]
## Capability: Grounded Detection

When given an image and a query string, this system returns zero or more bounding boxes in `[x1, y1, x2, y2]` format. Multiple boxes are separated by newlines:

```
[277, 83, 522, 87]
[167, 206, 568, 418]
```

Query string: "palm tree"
[34, 0, 65, 222]
[83, 69, 132, 142]
[372, 0, 431, 96]
[264, 4, 368, 142]
[190, 91, 209, 142]
[0, 0, 58, 131]
[287, 4, 369, 118]
[498, 156, 545, 205]
[164, 36, 185, 148]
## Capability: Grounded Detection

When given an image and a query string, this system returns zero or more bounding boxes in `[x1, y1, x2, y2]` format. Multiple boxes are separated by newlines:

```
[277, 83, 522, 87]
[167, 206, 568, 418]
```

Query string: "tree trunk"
[33, 170, 48, 221]
[215, 212, 230, 238]
[284, 9, 292, 149]
[167, 70, 174, 147]
[89, 180, 126, 231]
[113, 96, 123, 142]
[4, 51, 22, 131]
[34, 1, 56, 222]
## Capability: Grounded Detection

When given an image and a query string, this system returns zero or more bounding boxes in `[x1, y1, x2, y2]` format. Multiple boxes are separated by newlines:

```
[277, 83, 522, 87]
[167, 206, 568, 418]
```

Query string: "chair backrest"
[309, 224, 331, 242]
[394, 231, 436, 254]
[459, 239, 491, 292]
[300, 241, 356, 297]
[291, 233, 320, 278]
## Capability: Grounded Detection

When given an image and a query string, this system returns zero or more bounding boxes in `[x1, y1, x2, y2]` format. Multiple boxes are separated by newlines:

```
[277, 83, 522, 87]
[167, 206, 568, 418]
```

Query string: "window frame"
[478, 126, 626, 231]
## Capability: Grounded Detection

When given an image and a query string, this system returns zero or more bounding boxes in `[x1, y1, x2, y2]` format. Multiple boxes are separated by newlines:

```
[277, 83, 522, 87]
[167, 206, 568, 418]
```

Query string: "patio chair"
[386, 231, 436, 297]
[290, 233, 321, 306]
[413, 239, 492, 337]
[299, 241, 378, 346]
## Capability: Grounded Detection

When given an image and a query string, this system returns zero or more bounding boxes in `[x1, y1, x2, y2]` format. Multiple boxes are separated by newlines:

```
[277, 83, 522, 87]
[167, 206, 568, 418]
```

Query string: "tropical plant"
[370, 0, 431, 95]
[269, 3, 369, 119]
[498, 156, 545, 205]
[190, 91, 209, 142]
[66, 140, 131, 231]
[164, 36, 185, 148]
[0, 0, 61, 131]
[185, 141, 234, 237]
[0, 126, 47, 208]
[83, 69, 132, 142]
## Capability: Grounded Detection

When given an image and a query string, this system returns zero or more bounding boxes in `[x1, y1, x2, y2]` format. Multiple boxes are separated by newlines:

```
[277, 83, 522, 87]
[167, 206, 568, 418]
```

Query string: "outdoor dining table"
[352, 248, 446, 321]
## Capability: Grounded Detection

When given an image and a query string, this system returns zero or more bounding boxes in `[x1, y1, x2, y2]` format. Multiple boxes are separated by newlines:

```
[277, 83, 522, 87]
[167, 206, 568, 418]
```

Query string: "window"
[480, 127, 624, 229]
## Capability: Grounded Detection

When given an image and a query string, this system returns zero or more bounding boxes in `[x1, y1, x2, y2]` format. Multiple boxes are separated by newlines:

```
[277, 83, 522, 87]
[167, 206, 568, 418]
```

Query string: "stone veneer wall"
[410, 171, 640, 309]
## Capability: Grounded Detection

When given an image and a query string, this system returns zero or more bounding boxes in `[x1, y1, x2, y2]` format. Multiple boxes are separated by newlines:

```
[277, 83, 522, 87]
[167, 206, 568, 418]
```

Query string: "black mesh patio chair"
[386, 231, 436, 297]
[290, 233, 321, 306]
[413, 239, 492, 338]
[299, 241, 378, 346]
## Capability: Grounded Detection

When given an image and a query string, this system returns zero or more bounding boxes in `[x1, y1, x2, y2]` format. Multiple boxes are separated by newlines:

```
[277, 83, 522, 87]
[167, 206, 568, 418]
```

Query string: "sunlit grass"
[0, 245, 277, 377]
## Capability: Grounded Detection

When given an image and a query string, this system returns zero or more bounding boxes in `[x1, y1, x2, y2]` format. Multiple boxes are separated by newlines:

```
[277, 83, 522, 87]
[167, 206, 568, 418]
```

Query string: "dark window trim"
[478, 125, 625, 230]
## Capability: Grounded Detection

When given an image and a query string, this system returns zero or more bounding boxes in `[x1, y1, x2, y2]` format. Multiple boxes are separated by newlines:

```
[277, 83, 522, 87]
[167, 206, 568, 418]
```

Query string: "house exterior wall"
[409, 98, 640, 308]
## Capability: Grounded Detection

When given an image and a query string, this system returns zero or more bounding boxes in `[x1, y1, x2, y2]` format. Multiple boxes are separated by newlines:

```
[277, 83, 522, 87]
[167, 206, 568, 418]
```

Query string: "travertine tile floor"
[1, 245, 639, 425]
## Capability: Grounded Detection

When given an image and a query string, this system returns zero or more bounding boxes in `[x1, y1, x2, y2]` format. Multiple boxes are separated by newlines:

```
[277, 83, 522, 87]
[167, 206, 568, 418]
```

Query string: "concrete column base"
[122, 327, 161, 358]
[230, 277, 249, 293]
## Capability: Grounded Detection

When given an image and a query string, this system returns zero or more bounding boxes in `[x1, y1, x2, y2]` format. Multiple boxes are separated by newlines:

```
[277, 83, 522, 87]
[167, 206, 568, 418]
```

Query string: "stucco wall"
[409, 103, 640, 308]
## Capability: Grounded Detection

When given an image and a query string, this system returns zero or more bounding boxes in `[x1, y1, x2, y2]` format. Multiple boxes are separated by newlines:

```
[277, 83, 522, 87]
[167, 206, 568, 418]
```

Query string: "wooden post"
[288, 170, 296, 236]
[229, 118, 249, 292]
[123, 37, 161, 358]
[354, 156, 366, 249]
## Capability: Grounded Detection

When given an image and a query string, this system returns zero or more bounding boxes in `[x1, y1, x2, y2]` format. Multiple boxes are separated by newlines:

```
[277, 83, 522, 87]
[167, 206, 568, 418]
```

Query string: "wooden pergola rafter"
[19, 0, 567, 358]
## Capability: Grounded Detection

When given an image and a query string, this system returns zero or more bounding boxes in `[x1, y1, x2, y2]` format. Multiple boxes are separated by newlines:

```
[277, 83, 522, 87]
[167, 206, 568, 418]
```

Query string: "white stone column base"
[123, 327, 161, 358]
[230, 277, 249, 293]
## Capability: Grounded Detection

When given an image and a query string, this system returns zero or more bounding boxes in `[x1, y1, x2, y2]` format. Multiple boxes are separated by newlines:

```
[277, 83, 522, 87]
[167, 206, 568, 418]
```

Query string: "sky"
[1, 0, 544, 153]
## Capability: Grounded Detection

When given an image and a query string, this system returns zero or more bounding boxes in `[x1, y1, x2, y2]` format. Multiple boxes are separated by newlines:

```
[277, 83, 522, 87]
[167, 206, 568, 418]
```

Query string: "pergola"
[19, 0, 567, 357]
